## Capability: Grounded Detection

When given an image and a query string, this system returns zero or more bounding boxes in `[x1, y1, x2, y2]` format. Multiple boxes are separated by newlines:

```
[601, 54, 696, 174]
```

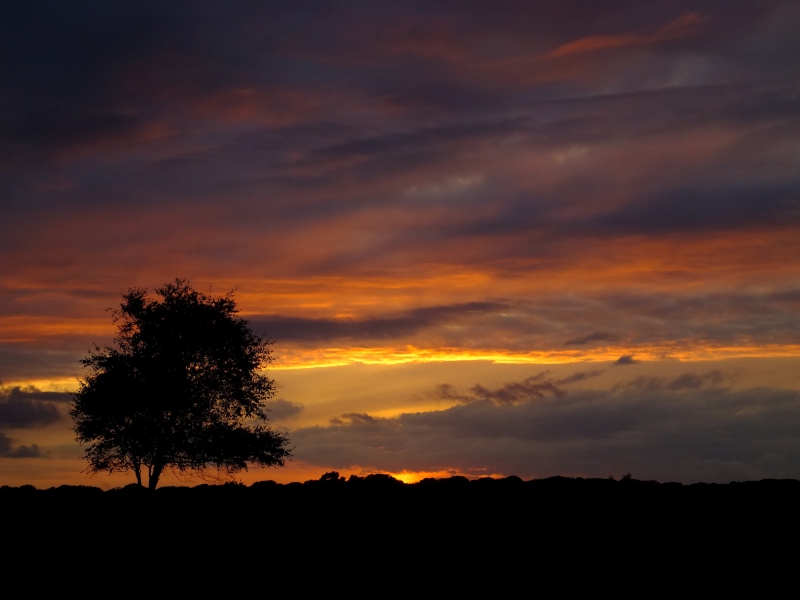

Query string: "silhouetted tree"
[319, 471, 345, 483]
[70, 279, 290, 489]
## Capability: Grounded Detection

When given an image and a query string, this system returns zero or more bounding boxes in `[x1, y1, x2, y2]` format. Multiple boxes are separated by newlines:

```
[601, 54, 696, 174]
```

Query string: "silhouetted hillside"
[5, 473, 800, 519]
[6, 473, 798, 571]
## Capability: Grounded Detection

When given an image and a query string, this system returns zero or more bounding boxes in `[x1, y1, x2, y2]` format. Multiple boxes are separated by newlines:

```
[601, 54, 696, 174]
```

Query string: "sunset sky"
[2, 1, 800, 487]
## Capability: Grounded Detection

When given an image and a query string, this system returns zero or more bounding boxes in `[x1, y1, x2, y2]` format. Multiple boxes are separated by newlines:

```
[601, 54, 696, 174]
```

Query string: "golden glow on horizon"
[388, 470, 505, 484]
[269, 343, 800, 370]
[0, 458, 509, 489]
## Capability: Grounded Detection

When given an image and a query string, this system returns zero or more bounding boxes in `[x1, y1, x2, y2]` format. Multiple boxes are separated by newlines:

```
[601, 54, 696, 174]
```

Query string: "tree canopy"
[70, 279, 290, 489]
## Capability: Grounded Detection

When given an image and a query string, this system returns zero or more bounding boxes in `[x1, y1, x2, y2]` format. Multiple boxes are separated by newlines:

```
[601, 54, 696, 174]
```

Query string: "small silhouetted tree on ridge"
[70, 279, 290, 489]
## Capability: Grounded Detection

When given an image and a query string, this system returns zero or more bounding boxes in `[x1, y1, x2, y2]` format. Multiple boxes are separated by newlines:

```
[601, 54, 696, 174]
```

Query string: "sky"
[2, 1, 800, 487]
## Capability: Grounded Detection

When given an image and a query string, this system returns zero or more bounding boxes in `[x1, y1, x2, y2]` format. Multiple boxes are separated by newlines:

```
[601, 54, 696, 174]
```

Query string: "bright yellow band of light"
[269, 343, 800, 370]
[9, 343, 800, 392]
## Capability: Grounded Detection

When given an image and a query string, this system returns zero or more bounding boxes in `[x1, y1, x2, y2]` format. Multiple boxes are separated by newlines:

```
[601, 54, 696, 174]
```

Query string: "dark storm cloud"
[249, 302, 510, 342]
[293, 375, 800, 483]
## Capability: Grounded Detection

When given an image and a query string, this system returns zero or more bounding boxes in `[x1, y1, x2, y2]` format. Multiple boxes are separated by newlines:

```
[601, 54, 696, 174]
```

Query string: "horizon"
[2, 1, 800, 488]
[9, 470, 799, 492]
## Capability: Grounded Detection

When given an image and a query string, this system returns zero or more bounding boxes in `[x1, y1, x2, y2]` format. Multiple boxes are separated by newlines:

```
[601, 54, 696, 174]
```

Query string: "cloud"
[0, 344, 88, 384]
[1, 2, 800, 393]
[431, 373, 565, 405]
[249, 302, 510, 343]
[330, 413, 382, 426]
[471, 376, 566, 405]
[555, 370, 605, 385]
[429, 383, 473, 404]
[265, 399, 304, 421]
[546, 13, 707, 58]
[588, 182, 800, 236]
[565, 332, 620, 346]
[623, 370, 731, 392]
[0, 385, 73, 404]
[292, 376, 800, 483]
[0, 387, 62, 428]
[250, 283, 800, 359]
[0, 385, 63, 459]
[0, 431, 42, 458]
[614, 355, 638, 366]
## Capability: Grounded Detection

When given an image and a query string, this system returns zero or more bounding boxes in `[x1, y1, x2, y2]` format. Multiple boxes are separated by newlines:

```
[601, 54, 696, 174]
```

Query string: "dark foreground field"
[6, 473, 800, 525]
[6, 474, 799, 572]
[7, 472, 800, 503]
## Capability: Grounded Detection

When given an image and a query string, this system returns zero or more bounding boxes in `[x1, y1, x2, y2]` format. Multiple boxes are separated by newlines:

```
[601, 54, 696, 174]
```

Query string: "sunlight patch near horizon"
[388, 469, 507, 484]
[268, 343, 800, 370]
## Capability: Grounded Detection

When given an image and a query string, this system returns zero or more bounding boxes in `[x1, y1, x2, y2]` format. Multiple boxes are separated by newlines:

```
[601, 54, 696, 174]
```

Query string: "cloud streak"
[546, 13, 707, 58]
[431, 373, 565, 405]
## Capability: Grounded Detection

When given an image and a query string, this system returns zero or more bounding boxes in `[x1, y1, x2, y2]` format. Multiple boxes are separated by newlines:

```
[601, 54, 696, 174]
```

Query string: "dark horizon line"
[5, 472, 800, 493]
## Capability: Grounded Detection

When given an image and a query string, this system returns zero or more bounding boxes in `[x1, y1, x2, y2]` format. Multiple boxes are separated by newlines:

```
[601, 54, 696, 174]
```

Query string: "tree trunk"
[148, 463, 164, 490]
[134, 463, 142, 487]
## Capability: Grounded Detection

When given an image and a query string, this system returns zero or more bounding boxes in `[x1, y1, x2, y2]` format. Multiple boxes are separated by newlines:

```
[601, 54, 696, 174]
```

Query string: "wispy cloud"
[546, 13, 707, 58]
[565, 332, 620, 346]
[431, 373, 565, 405]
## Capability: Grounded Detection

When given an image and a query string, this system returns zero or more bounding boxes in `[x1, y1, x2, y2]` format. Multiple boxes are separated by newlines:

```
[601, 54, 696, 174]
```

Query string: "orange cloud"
[547, 13, 707, 58]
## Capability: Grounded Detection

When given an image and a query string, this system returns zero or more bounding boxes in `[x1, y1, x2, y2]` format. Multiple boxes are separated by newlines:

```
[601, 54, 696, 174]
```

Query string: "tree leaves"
[70, 279, 290, 488]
